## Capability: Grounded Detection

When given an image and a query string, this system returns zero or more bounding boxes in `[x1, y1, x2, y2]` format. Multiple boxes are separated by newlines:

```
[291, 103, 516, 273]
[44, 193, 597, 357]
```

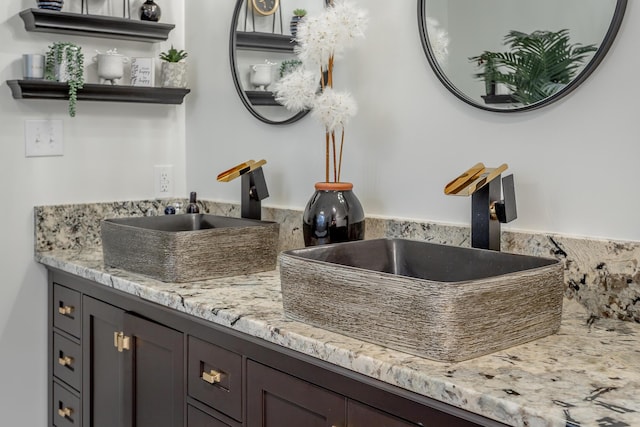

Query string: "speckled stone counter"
[34, 200, 640, 427]
[36, 247, 640, 427]
[34, 200, 640, 323]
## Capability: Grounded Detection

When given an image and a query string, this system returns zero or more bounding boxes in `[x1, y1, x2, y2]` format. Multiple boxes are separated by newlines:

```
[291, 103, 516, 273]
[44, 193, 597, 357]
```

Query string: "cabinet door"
[83, 296, 126, 427]
[123, 312, 184, 427]
[83, 296, 184, 427]
[247, 360, 345, 427]
[347, 400, 417, 427]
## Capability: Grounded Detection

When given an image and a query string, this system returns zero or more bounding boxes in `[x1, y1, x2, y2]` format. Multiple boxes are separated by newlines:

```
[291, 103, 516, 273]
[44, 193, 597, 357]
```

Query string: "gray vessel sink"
[279, 238, 564, 362]
[102, 214, 279, 282]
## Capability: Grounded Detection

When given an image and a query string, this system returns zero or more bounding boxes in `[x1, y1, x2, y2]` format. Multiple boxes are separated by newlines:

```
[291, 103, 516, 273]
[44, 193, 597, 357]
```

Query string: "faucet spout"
[445, 163, 517, 251]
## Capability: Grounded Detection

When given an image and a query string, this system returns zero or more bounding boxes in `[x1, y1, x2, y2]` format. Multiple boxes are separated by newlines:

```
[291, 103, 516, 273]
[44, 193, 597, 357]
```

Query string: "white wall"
[0, 1, 185, 425]
[187, 0, 640, 243]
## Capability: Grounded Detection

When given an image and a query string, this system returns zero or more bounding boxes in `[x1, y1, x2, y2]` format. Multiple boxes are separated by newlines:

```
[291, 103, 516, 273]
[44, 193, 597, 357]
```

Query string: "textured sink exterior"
[279, 238, 564, 362]
[102, 214, 279, 282]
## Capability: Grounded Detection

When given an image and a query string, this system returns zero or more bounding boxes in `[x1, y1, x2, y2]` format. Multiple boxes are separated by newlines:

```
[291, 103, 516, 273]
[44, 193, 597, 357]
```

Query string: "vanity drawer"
[188, 336, 242, 421]
[53, 381, 81, 427]
[53, 332, 81, 391]
[53, 284, 81, 338]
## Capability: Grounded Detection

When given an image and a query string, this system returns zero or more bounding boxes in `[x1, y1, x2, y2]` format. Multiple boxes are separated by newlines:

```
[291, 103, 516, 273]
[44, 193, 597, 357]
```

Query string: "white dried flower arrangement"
[273, 0, 368, 183]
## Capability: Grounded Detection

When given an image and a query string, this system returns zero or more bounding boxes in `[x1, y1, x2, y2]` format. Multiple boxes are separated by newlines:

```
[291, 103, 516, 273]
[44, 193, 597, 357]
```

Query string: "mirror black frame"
[229, 0, 309, 125]
[417, 0, 628, 113]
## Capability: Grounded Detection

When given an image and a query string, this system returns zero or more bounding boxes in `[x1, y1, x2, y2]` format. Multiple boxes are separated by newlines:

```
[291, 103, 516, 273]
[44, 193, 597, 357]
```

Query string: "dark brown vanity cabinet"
[47, 268, 507, 427]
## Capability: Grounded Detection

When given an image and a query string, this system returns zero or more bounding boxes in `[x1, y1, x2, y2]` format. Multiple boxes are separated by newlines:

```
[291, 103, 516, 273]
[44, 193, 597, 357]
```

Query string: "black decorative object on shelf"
[37, 0, 63, 11]
[140, 0, 161, 22]
[19, 8, 174, 42]
[7, 80, 190, 105]
[303, 182, 365, 247]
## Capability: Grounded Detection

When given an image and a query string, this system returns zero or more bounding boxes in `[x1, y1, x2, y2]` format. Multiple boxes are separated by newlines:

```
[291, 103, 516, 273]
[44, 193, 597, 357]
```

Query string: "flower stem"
[325, 131, 330, 182]
[337, 128, 345, 182]
[328, 55, 334, 88]
[331, 131, 337, 182]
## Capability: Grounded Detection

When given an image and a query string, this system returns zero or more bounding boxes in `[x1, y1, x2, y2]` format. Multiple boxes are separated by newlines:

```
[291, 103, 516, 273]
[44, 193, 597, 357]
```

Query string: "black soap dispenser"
[186, 192, 200, 214]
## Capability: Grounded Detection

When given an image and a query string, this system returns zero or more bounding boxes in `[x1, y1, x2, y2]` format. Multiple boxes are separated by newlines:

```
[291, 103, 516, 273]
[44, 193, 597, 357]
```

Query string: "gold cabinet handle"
[58, 407, 73, 418]
[58, 355, 74, 367]
[58, 305, 74, 316]
[202, 369, 222, 384]
[113, 331, 131, 352]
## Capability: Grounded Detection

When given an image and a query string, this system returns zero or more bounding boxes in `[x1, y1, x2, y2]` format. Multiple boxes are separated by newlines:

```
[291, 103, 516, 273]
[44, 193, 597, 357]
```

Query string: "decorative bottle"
[186, 192, 200, 214]
[140, 0, 161, 22]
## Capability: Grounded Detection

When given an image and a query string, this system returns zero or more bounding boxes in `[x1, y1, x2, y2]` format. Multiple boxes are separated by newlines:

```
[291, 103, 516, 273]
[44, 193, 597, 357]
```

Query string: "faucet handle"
[491, 174, 517, 223]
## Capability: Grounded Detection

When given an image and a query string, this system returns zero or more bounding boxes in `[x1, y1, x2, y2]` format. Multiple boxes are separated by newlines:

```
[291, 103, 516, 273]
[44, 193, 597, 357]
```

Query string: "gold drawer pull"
[202, 369, 222, 384]
[58, 355, 74, 367]
[58, 407, 73, 418]
[58, 305, 74, 316]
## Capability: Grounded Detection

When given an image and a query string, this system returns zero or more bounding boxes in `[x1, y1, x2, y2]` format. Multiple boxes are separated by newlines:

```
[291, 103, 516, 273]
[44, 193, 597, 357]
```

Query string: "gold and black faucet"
[445, 162, 517, 251]
[217, 160, 270, 220]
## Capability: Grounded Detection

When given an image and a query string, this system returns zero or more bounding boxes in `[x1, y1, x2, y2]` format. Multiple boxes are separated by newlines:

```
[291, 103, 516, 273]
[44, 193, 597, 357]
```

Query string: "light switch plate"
[25, 119, 64, 157]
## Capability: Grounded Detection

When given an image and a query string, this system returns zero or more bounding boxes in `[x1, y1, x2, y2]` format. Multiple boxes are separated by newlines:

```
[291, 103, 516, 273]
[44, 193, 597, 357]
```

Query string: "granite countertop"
[37, 247, 640, 427]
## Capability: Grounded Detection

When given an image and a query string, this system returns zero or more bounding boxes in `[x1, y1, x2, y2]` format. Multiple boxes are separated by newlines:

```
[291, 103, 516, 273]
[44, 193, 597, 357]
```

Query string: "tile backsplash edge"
[34, 200, 640, 323]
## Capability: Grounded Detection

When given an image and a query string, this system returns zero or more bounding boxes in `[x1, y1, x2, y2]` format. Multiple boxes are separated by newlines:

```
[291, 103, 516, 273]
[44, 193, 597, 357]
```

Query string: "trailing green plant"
[293, 8, 306, 17]
[470, 29, 597, 105]
[159, 45, 188, 63]
[279, 59, 303, 78]
[45, 42, 84, 117]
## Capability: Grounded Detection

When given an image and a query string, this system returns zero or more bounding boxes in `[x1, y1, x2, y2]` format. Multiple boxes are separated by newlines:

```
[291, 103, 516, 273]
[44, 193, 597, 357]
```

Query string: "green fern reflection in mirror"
[470, 29, 598, 105]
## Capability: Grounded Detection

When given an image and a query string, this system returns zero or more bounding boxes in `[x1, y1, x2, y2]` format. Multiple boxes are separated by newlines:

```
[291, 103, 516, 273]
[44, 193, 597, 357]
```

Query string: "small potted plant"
[159, 45, 188, 88]
[290, 8, 306, 38]
[44, 41, 84, 117]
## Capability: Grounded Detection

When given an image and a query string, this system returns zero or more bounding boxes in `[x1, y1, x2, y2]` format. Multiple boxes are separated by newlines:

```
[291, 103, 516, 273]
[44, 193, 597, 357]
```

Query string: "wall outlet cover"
[154, 165, 174, 198]
[25, 119, 64, 157]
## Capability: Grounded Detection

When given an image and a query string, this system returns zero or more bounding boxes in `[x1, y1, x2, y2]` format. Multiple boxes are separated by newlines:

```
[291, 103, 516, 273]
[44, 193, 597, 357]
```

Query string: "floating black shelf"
[236, 31, 295, 52]
[19, 8, 175, 42]
[7, 80, 190, 105]
[245, 91, 282, 106]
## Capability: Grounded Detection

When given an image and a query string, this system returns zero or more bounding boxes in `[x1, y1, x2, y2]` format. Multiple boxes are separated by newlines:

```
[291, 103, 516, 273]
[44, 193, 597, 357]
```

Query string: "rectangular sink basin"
[279, 238, 564, 362]
[102, 214, 279, 282]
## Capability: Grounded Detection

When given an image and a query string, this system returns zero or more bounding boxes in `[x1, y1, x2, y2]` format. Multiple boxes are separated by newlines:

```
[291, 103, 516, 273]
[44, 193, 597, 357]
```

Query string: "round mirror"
[418, 0, 627, 112]
[230, 0, 325, 124]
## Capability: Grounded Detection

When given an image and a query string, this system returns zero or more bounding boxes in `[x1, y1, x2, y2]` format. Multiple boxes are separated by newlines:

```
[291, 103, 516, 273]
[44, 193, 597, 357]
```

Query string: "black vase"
[140, 0, 161, 22]
[37, 0, 63, 11]
[303, 182, 365, 247]
[290, 15, 303, 38]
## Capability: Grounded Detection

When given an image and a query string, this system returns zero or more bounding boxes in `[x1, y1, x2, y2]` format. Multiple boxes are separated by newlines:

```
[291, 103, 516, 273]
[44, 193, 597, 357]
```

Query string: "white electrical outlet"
[154, 165, 174, 198]
[25, 119, 64, 157]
